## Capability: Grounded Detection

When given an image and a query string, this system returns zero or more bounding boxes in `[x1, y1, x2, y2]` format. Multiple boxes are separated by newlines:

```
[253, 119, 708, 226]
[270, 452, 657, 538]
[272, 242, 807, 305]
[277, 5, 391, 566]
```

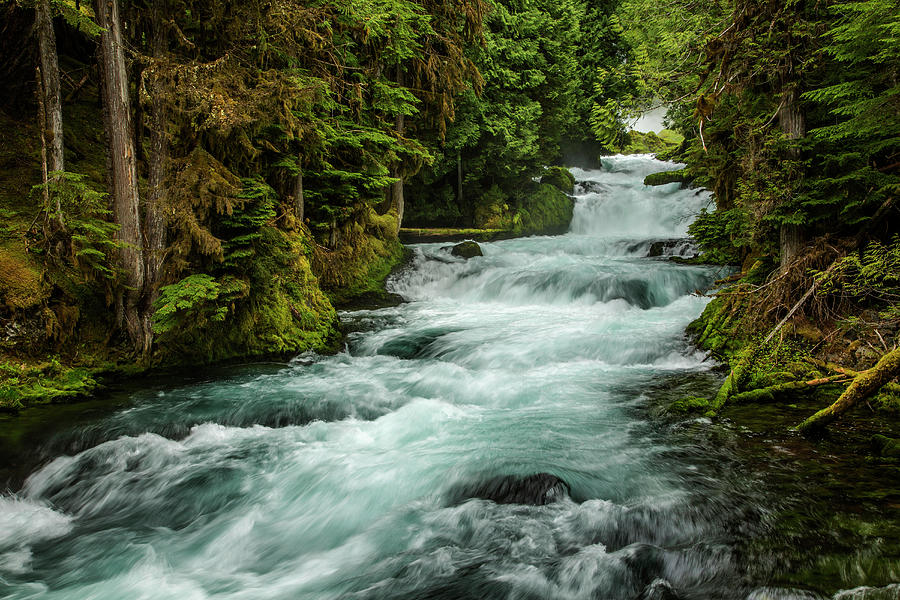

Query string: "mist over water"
[4, 155, 855, 599]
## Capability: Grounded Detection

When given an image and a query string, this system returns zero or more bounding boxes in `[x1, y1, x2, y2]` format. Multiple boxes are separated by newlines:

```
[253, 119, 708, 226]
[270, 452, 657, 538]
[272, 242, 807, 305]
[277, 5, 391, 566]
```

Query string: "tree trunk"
[797, 347, 900, 434]
[457, 150, 463, 207]
[294, 161, 304, 225]
[35, 66, 51, 229]
[95, 0, 146, 352]
[390, 66, 405, 232]
[779, 222, 803, 269]
[777, 87, 806, 271]
[36, 0, 63, 176]
[141, 0, 169, 355]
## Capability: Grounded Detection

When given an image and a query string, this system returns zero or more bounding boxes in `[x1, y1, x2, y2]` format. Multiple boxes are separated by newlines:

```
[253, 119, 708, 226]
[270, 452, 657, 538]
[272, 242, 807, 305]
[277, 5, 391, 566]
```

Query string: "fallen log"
[797, 346, 900, 435]
[730, 375, 852, 405]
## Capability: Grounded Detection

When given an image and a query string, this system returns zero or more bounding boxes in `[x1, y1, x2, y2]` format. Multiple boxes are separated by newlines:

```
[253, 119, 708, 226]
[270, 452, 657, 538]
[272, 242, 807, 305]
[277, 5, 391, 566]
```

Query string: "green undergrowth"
[474, 182, 574, 236]
[313, 207, 406, 306]
[155, 227, 340, 364]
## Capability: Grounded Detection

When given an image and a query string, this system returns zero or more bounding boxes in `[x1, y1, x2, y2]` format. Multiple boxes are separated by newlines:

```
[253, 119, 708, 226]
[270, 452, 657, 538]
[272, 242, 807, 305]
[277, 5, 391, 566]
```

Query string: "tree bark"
[797, 347, 900, 434]
[390, 65, 405, 232]
[294, 160, 304, 225]
[141, 0, 169, 355]
[777, 87, 806, 270]
[457, 150, 463, 207]
[95, 0, 146, 351]
[36, 0, 63, 176]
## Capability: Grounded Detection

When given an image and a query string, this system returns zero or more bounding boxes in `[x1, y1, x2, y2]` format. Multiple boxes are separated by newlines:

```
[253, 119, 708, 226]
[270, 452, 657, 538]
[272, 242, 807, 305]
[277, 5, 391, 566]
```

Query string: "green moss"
[540, 166, 575, 194]
[0, 359, 102, 412]
[399, 227, 511, 243]
[872, 434, 900, 457]
[313, 207, 406, 307]
[155, 228, 339, 364]
[643, 169, 689, 187]
[667, 396, 710, 414]
[621, 130, 682, 155]
[0, 247, 48, 311]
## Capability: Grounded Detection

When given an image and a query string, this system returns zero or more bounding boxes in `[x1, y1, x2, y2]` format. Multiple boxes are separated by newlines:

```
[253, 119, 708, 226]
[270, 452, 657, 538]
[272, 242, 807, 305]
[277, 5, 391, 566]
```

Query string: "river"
[2, 155, 897, 600]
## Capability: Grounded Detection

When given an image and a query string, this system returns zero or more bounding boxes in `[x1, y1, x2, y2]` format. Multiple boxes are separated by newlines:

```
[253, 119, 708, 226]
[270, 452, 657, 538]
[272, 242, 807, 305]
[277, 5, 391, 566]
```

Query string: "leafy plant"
[151, 274, 228, 335]
[31, 171, 122, 281]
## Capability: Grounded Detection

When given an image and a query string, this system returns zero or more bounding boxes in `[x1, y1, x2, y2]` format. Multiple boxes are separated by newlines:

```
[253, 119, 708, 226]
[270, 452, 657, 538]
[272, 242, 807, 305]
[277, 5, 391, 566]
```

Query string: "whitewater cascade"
[6, 155, 882, 600]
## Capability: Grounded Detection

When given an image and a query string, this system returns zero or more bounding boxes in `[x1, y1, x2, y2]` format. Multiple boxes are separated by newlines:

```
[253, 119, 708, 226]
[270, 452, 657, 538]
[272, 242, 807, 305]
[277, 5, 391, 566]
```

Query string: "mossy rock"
[541, 166, 575, 194]
[667, 396, 710, 414]
[872, 435, 900, 457]
[643, 169, 689, 187]
[0, 360, 103, 412]
[449, 241, 483, 259]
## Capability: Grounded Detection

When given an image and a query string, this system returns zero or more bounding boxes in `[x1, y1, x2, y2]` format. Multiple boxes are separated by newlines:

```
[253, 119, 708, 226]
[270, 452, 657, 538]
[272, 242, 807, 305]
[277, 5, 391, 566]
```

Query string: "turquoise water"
[3, 156, 891, 599]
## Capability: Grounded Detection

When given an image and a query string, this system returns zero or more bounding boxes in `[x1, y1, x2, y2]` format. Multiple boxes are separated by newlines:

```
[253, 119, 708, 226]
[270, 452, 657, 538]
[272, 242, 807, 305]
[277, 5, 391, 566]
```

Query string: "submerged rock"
[635, 578, 680, 600]
[449, 472, 570, 506]
[449, 241, 483, 259]
[872, 434, 900, 457]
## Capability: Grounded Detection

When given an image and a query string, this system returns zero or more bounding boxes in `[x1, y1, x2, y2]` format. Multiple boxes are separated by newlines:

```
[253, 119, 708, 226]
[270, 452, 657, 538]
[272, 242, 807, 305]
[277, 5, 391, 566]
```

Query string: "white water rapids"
[6, 155, 882, 600]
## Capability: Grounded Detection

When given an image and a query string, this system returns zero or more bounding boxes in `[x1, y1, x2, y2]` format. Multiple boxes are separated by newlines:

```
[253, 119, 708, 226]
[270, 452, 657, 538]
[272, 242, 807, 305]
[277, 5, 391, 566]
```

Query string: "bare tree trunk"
[457, 150, 463, 207]
[294, 161, 304, 225]
[35, 0, 64, 228]
[36, 0, 63, 176]
[390, 66, 405, 232]
[35, 66, 51, 228]
[95, 0, 146, 352]
[141, 0, 169, 355]
[777, 87, 806, 270]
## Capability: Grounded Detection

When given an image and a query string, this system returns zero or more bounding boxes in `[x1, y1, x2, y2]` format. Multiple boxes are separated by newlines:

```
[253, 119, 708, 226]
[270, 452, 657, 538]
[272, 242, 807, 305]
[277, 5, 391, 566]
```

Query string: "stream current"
[3, 155, 888, 600]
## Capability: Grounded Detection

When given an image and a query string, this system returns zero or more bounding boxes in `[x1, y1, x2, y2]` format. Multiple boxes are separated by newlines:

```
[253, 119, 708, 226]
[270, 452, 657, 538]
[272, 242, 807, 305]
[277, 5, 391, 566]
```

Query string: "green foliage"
[0, 359, 101, 412]
[152, 274, 227, 336]
[31, 172, 122, 281]
[541, 166, 575, 194]
[687, 208, 747, 265]
[815, 236, 900, 304]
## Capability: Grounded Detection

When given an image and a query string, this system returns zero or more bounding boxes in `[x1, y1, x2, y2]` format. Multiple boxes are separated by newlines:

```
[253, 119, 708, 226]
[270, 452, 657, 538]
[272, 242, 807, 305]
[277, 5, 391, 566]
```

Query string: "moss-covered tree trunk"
[95, 0, 146, 351]
[798, 347, 900, 434]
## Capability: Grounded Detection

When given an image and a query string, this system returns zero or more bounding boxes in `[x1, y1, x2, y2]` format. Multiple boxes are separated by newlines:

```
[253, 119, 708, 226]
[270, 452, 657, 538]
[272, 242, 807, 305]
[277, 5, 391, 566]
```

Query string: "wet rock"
[635, 578, 679, 600]
[449, 472, 570, 506]
[576, 180, 605, 194]
[449, 241, 483, 259]
[646, 239, 698, 258]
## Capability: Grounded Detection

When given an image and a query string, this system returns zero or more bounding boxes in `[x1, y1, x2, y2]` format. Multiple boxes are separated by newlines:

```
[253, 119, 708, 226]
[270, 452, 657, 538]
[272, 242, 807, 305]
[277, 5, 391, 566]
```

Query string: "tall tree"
[94, 0, 147, 351]
[35, 0, 63, 177]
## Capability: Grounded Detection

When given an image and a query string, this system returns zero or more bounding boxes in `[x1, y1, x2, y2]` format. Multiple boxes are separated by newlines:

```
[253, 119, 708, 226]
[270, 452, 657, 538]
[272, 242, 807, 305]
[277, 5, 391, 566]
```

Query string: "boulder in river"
[449, 240, 483, 259]
[449, 472, 570, 506]
[635, 578, 680, 600]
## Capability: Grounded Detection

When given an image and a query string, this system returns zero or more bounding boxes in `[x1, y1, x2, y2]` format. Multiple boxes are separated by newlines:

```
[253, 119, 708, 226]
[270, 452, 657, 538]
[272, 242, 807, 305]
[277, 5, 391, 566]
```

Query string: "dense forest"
[0, 0, 899, 441]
